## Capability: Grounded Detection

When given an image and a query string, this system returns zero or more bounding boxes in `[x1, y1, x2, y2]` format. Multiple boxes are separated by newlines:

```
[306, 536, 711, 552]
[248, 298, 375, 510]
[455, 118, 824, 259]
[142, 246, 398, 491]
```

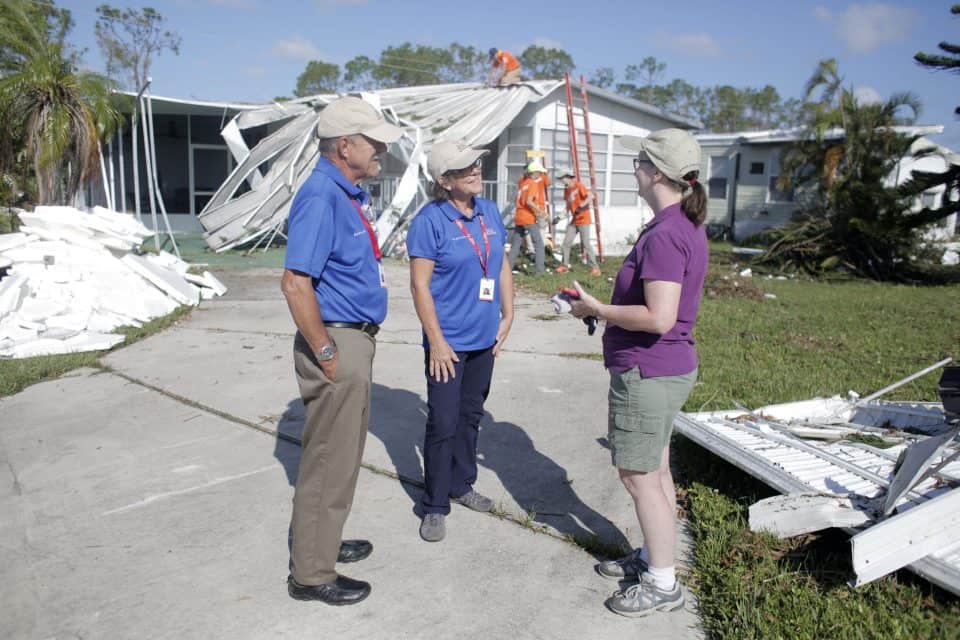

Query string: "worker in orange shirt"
[488, 48, 521, 86]
[555, 167, 601, 276]
[507, 161, 548, 275]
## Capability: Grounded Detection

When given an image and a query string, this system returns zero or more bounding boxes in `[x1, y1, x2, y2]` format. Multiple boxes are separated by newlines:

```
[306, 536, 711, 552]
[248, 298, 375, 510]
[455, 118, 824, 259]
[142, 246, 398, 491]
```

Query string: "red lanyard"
[454, 214, 491, 277]
[349, 198, 382, 261]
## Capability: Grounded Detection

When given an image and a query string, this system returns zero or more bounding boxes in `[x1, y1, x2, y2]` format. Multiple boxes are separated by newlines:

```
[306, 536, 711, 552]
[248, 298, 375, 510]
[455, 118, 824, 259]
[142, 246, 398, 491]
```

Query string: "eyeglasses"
[633, 157, 653, 171]
[446, 157, 483, 178]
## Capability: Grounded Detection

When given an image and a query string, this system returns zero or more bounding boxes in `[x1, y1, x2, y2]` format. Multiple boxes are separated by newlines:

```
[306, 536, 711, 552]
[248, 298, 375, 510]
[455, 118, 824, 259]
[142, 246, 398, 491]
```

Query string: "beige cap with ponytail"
[620, 128, 701, 184]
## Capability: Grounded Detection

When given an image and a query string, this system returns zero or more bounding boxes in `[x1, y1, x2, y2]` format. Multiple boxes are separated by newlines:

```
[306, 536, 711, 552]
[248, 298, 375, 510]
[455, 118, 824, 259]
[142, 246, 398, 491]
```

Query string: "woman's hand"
[569, 280, 601, 319]
[492, 316, 513, 356]
[428, 339, 460, 383]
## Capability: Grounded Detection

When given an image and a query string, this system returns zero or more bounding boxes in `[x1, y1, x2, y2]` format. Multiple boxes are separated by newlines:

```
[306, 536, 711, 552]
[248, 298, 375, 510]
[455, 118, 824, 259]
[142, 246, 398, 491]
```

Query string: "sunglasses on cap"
[633, 157, 654, 171]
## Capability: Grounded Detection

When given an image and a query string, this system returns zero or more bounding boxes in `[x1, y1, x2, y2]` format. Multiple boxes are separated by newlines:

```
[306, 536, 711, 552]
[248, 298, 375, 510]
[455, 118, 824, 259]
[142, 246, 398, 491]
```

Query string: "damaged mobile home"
[674, 360, 960, 595]
[193, 81, 701, 255]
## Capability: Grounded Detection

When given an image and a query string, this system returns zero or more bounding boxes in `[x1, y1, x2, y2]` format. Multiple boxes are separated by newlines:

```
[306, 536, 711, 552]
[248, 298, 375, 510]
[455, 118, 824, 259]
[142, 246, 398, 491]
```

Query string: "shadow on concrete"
[366, 382, 630, 556]
[273, 398, 306, 487]
[479, 416, 631, 557]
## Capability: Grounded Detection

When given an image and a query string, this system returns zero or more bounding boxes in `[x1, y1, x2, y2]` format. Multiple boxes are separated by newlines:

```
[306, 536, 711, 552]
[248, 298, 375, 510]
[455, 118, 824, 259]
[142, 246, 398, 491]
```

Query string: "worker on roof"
[487, 48, 521, 86]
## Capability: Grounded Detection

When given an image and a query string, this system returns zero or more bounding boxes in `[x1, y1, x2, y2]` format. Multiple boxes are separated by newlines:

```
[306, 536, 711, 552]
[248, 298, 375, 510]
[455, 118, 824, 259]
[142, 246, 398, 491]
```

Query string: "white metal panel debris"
[0, 206, 227, 359]
[749, 493, 875, 538]
[851, 487, 960, 588]
[675, 376, 960, 595]
[197, 81, 565, 253]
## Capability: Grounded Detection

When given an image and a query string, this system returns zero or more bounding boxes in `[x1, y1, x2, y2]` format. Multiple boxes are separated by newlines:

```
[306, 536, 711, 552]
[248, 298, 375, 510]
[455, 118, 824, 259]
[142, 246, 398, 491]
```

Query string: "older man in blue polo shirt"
[281, 96, 402, 606]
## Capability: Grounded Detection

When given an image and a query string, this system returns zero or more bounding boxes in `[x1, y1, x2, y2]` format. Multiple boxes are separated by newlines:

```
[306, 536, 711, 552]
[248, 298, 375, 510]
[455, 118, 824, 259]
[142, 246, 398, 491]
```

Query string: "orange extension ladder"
[563, 73, 604, 262]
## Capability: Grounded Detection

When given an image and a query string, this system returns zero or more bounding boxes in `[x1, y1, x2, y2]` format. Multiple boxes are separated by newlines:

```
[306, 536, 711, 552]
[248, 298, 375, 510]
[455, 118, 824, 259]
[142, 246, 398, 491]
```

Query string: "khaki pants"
[499, 68, 521, 85]
[561, 223, 598, 267]
[290, 327, 376, 585]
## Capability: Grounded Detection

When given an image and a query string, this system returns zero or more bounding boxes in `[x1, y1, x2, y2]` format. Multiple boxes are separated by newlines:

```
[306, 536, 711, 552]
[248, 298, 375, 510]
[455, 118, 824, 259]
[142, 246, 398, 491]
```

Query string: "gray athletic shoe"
[605, 573, 684, 617]
[419, 513, 446, 542]
[595, 549, 648, 581]
[451, 490, 493, 512]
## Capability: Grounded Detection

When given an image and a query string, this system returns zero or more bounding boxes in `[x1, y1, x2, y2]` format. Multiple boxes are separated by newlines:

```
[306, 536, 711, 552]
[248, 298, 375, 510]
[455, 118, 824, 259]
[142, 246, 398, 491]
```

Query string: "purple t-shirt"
[602, 203, 708, 377]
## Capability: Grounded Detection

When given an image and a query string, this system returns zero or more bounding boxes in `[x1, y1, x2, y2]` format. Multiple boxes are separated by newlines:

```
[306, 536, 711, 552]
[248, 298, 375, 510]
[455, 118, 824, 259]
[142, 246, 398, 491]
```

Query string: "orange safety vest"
[515, 175, 547, 226]
[564, 180, 592, 225]
[493, 50, 521, 72]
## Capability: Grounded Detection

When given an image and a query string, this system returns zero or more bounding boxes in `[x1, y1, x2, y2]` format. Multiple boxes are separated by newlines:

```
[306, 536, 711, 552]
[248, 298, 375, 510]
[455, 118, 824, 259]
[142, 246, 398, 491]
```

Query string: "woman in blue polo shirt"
[406, 140, 515, 543]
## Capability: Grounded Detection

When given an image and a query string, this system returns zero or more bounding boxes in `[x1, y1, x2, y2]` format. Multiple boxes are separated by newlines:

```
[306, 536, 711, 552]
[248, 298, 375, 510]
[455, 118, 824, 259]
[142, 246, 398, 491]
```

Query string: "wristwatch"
[317, 341, 338, 361]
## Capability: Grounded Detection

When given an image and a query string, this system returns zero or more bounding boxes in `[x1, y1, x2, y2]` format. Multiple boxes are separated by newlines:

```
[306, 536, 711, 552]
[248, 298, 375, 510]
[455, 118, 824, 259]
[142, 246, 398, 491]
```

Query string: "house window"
[768, 176, 795, 203]
[708, 155, 727, 199]
[921, 191, 938, 209]
[749, 162, 765, 175]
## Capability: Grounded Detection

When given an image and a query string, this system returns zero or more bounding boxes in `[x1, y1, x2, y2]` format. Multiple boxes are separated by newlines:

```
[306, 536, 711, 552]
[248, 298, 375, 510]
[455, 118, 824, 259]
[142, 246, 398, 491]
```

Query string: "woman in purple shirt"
[570, 128, 708, 618]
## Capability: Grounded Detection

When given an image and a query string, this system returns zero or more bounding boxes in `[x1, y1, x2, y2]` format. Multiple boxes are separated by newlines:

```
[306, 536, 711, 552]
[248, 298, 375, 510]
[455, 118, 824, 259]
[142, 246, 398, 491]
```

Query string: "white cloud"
[529, 37, 565, 51]
[270, 36, 322, 60]
[819, 3, 919, 54]
[650, 32, 723, 57]
[854, 85, 883, 105]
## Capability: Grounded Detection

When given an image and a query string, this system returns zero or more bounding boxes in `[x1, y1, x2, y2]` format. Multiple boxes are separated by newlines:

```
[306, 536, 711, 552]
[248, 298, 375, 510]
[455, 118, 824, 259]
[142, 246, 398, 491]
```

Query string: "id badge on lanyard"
[349, 198, 387, 288]
[454, 214, 494, 302]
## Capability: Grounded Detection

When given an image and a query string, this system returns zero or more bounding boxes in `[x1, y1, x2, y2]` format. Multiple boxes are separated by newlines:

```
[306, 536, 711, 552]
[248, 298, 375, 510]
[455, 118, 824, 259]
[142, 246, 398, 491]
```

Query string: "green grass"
[0, 305, 193, 397]
[515, 243, 960, 637]
[143, 233, 286, 270]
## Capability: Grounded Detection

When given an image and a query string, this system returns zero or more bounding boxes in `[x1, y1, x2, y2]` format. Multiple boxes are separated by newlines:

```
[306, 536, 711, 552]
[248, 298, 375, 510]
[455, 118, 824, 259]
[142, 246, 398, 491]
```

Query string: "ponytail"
[680, 170, 706, 227]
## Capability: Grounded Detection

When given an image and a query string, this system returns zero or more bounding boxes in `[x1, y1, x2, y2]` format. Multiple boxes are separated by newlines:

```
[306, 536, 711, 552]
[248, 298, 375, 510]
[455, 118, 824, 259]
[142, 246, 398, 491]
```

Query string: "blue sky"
[66, 0, 960, 148]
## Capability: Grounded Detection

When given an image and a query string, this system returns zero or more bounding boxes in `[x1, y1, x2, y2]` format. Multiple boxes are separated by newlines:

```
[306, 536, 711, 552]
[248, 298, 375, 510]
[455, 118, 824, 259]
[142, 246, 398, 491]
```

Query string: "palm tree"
[762, 59, 937, 281]
[0, 0, 119, 204]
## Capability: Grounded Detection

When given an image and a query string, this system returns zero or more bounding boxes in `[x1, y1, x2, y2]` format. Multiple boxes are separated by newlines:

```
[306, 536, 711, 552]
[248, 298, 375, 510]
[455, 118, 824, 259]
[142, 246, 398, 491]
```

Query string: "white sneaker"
[605, 573, 684, 617]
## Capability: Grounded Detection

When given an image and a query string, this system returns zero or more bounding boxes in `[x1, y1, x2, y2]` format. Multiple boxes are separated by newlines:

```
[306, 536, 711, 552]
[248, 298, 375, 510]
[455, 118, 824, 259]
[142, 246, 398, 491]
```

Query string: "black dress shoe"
[287, 575, 371, 605]
[337, 539, 373, 563]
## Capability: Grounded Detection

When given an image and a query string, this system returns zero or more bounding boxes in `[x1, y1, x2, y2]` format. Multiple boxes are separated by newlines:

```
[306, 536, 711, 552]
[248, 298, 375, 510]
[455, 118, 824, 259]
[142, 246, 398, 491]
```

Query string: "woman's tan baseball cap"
[619, 128, 701, 183]
[315, 96, 403, 144]
[428, 140, 490, 177]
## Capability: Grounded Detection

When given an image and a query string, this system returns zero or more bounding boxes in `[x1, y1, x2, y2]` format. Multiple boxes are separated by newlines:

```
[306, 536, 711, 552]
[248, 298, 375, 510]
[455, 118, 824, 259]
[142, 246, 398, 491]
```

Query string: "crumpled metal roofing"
[197, 80, 689, 253]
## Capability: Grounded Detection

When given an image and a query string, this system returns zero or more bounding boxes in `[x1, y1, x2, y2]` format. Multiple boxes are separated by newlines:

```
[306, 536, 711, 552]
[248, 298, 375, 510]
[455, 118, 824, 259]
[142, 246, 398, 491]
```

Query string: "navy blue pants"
[420, 346, 495, 515]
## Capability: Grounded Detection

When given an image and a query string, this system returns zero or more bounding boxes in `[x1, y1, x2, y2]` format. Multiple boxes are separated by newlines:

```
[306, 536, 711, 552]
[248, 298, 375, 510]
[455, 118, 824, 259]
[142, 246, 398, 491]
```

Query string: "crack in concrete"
[98, 365, 615, 557]
[5, 458, 23, 496]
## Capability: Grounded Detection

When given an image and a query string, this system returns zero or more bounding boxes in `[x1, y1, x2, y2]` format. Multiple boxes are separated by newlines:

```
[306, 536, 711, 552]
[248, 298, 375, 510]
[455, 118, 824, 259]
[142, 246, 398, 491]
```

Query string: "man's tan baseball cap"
[557, 166, 576, 178]
[619, 128, 701, 183]
[315, 96, 403, 144]
[428, 140, 490, 177]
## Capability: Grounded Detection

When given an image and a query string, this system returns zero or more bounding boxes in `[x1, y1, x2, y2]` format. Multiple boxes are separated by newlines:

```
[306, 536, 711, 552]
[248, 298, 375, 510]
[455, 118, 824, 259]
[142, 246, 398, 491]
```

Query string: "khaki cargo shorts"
[607, 368, 697, 472]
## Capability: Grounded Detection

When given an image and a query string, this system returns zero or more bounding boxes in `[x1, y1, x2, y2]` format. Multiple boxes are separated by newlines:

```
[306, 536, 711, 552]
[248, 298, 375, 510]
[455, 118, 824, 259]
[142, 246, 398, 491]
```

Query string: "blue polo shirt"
[284, 157, 387, 325]
[406, 197, 506, 351]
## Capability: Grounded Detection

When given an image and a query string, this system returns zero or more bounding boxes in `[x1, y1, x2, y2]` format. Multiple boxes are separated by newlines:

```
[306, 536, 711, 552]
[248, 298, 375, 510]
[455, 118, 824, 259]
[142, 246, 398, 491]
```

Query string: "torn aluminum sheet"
[676, 396, 960, 595]
[0, 206, 227, 359]
[851, 487, 960, 588]
[199, 81, 561, 254]
[749, 493, 876, 538]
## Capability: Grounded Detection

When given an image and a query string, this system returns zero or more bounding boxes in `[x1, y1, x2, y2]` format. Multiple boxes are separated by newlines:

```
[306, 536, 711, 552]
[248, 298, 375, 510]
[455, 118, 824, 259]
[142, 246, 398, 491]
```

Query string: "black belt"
[324, 321, 380, 336]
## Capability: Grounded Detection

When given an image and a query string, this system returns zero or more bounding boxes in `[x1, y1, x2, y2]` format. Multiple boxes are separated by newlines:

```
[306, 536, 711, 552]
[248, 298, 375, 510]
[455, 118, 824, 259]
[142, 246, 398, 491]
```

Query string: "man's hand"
[318, 351, 339, 381]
